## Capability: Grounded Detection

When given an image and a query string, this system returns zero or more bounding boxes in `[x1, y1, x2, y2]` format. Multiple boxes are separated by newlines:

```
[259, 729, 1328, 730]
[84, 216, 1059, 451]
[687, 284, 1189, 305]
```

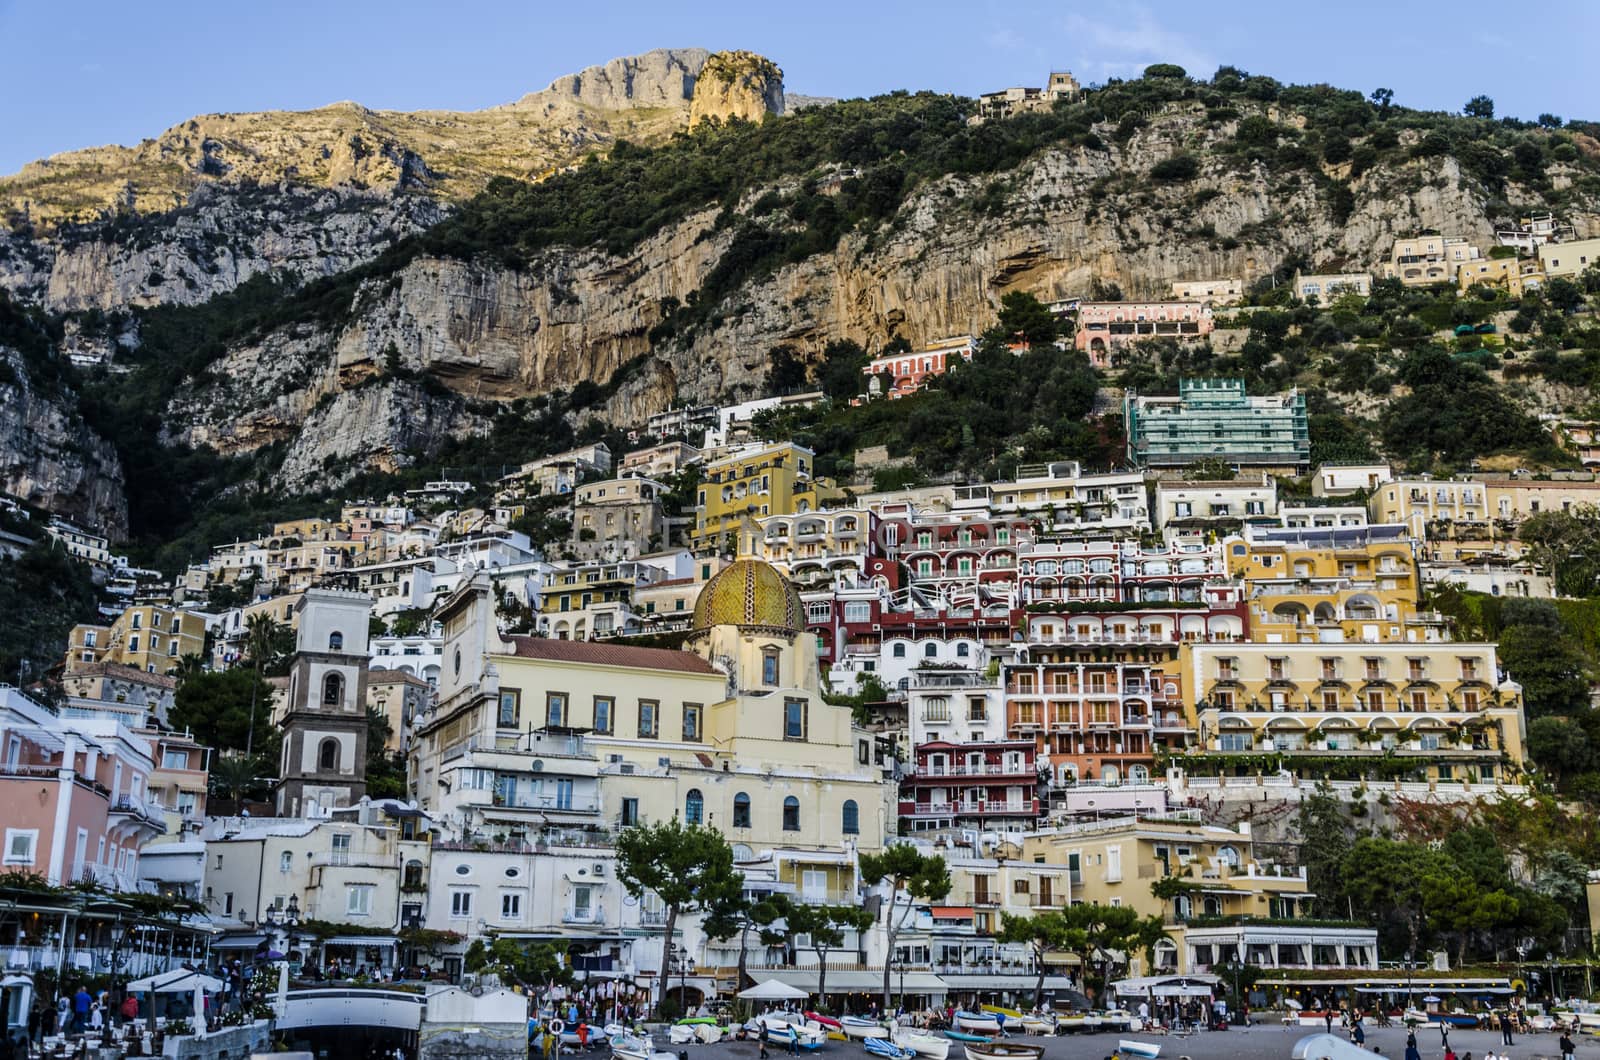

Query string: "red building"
[899, 739, 1042, 833]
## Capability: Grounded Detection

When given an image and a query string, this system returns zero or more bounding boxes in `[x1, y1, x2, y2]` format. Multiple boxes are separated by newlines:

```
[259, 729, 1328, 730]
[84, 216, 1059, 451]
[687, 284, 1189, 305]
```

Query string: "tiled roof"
[66, 662, 178, 690]
[504, 636, 720, 674]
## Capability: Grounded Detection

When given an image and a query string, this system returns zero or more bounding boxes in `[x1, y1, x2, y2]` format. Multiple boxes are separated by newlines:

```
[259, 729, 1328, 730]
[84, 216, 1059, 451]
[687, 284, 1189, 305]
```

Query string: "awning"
[756, 969, 948, 995]
[212, 934, 268, 950]
[939, 974, 1078, 992]
[126, 969, 224, 994]
[325, 936, 398, 948]
[930, 907, 975, 917]
[1114, 975, 1219, 997]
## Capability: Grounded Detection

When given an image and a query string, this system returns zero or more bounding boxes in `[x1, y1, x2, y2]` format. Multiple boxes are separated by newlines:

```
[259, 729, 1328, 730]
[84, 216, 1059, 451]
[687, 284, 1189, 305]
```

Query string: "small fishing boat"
[955, 1012, 1003, 1035]
[1426, 1012, 1481, 1029]
[1055, 1014, 1085, 1033]
[1101, 1010, 1136, 1032]
[981, 1005, 1023, 1019]
[1117, 1041, 1162, 1059]
[961, 1042, 1045, 1060]
[841, 1017, 888, 1040]
[945, 1030, 991, 1044]
[865, 1039, 916, 1060]
[611, 1034, 676, 1060]
[892, 1029, 952, 1060]
[807, 1013, 844, 1031]
[1017, 1015, 1055, 1036]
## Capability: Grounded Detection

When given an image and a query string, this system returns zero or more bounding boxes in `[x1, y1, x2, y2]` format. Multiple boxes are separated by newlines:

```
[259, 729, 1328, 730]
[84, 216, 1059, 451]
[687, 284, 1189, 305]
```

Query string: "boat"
[891, 1029, 951, 1060]
[1081, 1014, 1102, 1033]
[668, 1026, 698, 1045]
[841, 1017, 888, 1040]
[955, 1012, 1003, 1034]
[697, 1025, 726, 1045]
[961, 1043, 1046, 1060]
[807, 1013, 844, 1031]
[945, 1030, 991, 1044]
[981, 1005, 1023, 1019]
[1055, 1015, 1085, 1034]
[1426, 1012, 1481, 1029]
[1101, 1010, 1136, 1032]
[611, 1034, 677, 1060]
[759, 1018, 829, 1051]
[1117, 1041, 1162, 1059]
[1017, 1016, 1055, 1036]
[865, 1039, 916, 1060]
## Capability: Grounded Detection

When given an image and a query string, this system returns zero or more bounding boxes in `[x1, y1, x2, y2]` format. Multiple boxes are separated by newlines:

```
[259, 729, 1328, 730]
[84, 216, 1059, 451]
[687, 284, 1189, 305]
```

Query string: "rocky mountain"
[0, 48, 786, 313]
[1, 59, 1597, 551]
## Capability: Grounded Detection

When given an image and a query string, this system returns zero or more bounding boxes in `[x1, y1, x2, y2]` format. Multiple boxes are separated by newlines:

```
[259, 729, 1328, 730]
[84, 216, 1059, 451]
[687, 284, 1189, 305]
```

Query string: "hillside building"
[1125, 379, 1310, 473]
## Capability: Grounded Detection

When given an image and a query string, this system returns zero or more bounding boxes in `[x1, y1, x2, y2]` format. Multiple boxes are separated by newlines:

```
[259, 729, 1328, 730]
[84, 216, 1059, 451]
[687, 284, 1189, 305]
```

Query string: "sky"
[2, 0, 1597, 175]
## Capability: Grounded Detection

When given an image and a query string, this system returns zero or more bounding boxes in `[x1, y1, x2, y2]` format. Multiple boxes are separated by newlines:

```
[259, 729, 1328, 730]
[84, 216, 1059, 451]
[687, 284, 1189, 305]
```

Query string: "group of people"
[23, 985, 143, 1041]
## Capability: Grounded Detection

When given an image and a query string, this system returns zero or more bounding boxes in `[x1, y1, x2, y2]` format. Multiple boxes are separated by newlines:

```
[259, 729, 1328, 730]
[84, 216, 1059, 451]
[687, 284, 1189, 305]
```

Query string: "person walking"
[787, 1025, 800, 1056]
[1352, 1017, 1365, 1046]
[72, 984, 91, 1033]
[1439, 1020, 1451, 1051]
[1404, 1032, 1422, 1060]
[1561, 1031, 1576, 1060]
[1500, 1011, 1515, 1046]
[758, 1023, 770, 1060]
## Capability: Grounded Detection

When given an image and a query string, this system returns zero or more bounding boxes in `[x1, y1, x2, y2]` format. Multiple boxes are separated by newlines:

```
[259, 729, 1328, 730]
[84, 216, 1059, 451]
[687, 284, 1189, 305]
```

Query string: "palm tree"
[172, 653, 207, 687]
[243, 614, 287, 757]
[209, 754, 262, 801]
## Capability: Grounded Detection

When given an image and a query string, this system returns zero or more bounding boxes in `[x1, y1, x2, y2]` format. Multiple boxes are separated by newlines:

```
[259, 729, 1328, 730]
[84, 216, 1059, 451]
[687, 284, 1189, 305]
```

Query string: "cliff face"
[158, 102, 1600, 495]
[0, 346, 126, 535]
[689, 51, 785, 127]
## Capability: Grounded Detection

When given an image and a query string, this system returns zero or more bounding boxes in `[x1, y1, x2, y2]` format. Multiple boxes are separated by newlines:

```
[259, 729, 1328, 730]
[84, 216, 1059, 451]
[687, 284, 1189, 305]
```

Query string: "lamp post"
[1404, 951, 1415, 1010]
[1548, 952, 1558, 1004]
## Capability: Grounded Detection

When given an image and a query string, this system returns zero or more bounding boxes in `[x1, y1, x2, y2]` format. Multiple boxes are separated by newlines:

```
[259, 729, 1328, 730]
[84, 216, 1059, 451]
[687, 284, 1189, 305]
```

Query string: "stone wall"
[161, 1019, 272, 1060]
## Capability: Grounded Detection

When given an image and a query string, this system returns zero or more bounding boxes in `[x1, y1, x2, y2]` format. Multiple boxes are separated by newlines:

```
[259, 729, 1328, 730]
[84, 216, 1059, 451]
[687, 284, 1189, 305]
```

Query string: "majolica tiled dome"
[692, 559, 804, 631]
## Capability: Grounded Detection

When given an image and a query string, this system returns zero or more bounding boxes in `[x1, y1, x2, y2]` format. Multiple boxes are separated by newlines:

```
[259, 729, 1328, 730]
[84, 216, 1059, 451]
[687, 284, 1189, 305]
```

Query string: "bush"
[1150, 154, 1200, 183]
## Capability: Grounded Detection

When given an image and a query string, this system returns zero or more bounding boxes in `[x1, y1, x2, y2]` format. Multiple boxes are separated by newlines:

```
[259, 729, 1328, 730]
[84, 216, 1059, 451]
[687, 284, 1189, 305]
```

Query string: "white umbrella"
[193, 983, 207, 1039]
[126, 969, 224, 994]
[738, 979, 810, 1001]
[1285, 1000, 1304, 1010]
[1423, 996, 1442, 1004]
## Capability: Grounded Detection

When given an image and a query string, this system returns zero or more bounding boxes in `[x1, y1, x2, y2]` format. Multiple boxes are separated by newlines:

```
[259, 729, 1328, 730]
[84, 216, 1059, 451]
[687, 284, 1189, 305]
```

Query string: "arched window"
[404, 859, 424, 888]
[322, 673, 343, 706]
[842, 800, 860, 835]
[924, 642, 938, 658]
[318, 738, 339, 771]
[328, 631, 344, 651]
[685, 788, 704, 825]
[733, 793, 751, 829]
[956, 643, 970, 658]
[892, 643, 906, 658]
[782, 796, 800, 832]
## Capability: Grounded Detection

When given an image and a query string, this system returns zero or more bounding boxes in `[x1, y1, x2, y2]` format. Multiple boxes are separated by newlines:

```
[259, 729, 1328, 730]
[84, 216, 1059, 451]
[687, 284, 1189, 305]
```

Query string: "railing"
[561, 909, 608, 925]
[1028, 894, 1066, 908]
[908, 800, 1038, 816]
[4, 946, 186, 976]
[490, 792, 602, 813]
[917, 763, 1034, 778]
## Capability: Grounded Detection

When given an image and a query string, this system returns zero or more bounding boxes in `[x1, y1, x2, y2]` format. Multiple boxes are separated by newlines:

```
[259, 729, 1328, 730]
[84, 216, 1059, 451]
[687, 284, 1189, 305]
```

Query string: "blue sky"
[2, 0, 1596, 175]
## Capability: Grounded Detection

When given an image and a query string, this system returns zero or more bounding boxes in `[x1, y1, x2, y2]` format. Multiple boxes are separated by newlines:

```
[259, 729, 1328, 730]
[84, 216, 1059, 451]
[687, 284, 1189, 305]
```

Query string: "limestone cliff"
[689, 51, 785, 127]
[160, 100, 1600, 494]
[0, 346, 126, 535]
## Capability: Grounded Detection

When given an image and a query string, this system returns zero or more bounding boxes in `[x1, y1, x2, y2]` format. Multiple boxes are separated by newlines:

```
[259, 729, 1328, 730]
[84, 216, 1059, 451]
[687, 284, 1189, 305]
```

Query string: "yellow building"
[1369, 476, 1600, 561]
[416, 559, 890, 897]
[1226, 526, 1444, 644]
[1382, 234, 1482, 286]
[750, 509, 876, 588]
[1021, 817, 1375, 975]
[1538, 237, 1600, 279]
[692, 442, 838, 550]
[1181, 640, 1525, 783]
[66, 604, 207, 676]
[1457, 256, 1545, 297]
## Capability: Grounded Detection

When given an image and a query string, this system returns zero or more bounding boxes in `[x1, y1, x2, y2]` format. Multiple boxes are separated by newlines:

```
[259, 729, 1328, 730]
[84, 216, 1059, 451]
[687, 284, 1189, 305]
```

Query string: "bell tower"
[276, 589, 373, 817]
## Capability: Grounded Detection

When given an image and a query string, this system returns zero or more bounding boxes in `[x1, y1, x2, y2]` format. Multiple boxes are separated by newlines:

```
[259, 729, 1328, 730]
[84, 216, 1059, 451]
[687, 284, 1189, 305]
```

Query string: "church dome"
[692, 559, 805, 631]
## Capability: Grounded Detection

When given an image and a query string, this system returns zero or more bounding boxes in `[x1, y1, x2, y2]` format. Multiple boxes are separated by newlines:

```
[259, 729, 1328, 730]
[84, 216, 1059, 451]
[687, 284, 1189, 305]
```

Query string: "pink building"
[0, 687, 165, 890]
[862, 335, 977, 399]
[1074, 301, 1214, 365]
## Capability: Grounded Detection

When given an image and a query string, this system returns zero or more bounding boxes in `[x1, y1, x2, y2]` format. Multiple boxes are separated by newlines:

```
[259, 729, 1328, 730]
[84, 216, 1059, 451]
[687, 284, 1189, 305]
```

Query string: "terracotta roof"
[367, 669, 432, 687]
[65, 661, 178, 690]
[503, 636, 720, 675]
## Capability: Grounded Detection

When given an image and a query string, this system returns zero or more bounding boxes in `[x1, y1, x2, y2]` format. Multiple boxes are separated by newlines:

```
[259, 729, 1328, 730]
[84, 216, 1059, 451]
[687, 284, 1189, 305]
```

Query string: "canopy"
[126, 968, 224, 994]
[1114, 976, 1219, 998]
[738, 979, 810, 1001]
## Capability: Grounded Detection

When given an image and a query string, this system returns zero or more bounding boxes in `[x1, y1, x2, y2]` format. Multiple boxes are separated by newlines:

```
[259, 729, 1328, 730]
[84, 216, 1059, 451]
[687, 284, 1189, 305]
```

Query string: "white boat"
[1081, 1014, 1102, 1032]
[892, 1030, 952, 1060]
[955, 1012, 1002, 1034]
[1102, 1010, 1136, 1032]
[612, 1034, 676, 1060]
[1117, 1041, 1162, 1059]
[696, 1025, 725, 1044]
[842, 1017, 888, 1040]
[1055, 1015, 1085, 1033]
[1018, 1016, 1055, 1035]
[756, 1014, 829, 1049]
[961, 1043, 1045, 1060]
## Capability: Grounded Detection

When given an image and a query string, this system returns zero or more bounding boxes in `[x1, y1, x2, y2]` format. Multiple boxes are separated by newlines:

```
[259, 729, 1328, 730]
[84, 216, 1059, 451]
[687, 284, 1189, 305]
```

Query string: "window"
[620, 798, 640, 827]
[322, 672, 344, 706]
[501, 891, 522, 919]
[546, 693, 566, 727]
[132, 613, 142, 630]
[842, 800, 859, 835]
[892, 644, 906, 658]
[593, 696, 613, 734]
[956, 643, 970, 658]
[924, 642, 938, 658]
[1218, 733, 1253, 751]
[762, 649, 780, 686]
[450, 890, 473, 918]
[128, 635, 139, 653]
[279, 851, 293, 873]
[3, 829, 37, 866]
[329, 631, 344, 651]
[843, 602, 872, 624]
[318, 738, 340, 771]
[347, 885, 374, 916]
[685, 788, 704, 824]
[162, 749, 190, 769]
[782, 796, 800, 831]
[784, 698, 807, 740]
[498, 690, 520, 728]
[682, 703, 702, 741]
[733, 792, 751, 829]
[638, 700, 659, 738]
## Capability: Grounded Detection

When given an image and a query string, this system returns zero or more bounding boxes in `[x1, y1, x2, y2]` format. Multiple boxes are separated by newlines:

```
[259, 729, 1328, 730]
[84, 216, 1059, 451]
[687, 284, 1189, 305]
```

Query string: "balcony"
[561, 908, 609, 926]
[906, 799, 1039, 817]
[916, 762, 1034, 778]
[1028, 893, 1067, 908]
[489, 792, 602, 814]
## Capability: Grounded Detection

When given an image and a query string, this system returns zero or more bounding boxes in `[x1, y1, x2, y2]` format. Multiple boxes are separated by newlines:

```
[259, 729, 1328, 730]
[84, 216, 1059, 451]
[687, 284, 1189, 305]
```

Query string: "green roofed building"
[1125, 378, 1310, 473]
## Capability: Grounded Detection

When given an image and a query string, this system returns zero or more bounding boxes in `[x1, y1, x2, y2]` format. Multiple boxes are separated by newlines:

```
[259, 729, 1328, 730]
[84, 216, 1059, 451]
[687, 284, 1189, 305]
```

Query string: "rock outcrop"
[0, 346, 126, 535]
[689, 51, 785, 127]
[534, 48, 710, 111]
